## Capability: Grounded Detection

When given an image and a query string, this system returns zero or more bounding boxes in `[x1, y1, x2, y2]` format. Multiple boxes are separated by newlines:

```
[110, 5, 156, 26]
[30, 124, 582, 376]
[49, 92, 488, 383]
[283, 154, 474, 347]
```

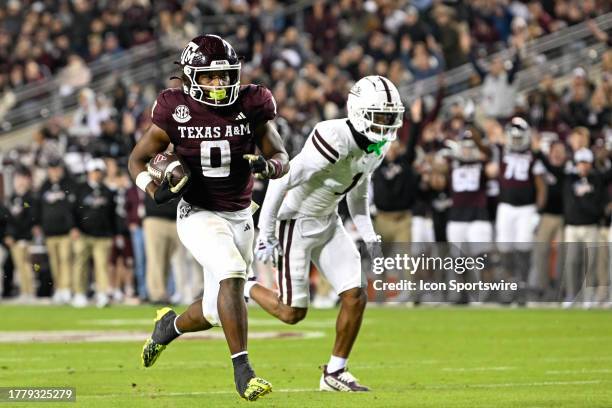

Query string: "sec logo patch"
[172, 105, 192, 123]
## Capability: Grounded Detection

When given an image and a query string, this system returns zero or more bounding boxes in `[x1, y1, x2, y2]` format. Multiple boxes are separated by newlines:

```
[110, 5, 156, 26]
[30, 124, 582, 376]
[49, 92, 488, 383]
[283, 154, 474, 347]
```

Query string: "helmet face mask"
[505, 117, 531, 152]
[179, 35, 241, 107]
[183, 64, 241, 106]
[348, 76, 405, 143]
[356, 107, 404, 141]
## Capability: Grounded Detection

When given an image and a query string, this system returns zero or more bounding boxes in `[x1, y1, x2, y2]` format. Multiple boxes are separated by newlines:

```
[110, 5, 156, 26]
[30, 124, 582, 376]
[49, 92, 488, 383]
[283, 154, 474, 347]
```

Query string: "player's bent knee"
[339, 287, 367, 308]
[279, 306, 307, 325]
[219, 277, 244, 291]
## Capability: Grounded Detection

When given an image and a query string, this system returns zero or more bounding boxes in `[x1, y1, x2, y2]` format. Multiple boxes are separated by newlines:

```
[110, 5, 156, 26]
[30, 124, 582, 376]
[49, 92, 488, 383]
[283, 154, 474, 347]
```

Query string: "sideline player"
[444, 128, 495, 302]
[246, 76, 404, 391]
[128, 34, 289, 401]
[492, 117, 545, 300]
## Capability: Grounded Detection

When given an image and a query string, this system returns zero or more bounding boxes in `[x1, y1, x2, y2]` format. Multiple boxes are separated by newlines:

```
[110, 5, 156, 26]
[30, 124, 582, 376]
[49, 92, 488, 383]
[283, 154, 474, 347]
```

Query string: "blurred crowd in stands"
[0, 0, 610, 307]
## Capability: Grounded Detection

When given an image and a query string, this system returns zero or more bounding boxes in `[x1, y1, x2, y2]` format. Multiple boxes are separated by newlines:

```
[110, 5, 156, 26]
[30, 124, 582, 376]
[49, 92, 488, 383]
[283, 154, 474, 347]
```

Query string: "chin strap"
[366, 139, 388, 156]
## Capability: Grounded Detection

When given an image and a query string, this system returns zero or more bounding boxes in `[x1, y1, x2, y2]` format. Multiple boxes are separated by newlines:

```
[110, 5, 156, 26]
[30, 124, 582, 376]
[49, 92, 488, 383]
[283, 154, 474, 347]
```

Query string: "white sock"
[173, 316, 182, 335]
[231, 350, 248, 359]
[244, 281, 258, 298]
[327, 355, 347, 372]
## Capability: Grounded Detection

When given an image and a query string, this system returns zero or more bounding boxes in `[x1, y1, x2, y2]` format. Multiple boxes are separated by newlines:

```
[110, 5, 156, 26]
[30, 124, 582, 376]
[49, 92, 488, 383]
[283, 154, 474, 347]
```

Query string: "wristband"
[268, 159, 283, 179]
[136, 171, 153, 192]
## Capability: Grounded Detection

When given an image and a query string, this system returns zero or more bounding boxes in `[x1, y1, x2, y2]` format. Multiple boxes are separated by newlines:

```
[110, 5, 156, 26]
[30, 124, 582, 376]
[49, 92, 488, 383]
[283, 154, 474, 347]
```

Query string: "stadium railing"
[400, 12, 612, 102]
[438, 41, 608, 116]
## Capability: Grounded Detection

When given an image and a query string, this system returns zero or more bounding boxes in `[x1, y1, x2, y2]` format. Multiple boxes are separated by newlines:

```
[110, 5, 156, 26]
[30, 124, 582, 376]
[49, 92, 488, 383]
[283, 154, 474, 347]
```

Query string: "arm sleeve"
[346, 174, 378, 243]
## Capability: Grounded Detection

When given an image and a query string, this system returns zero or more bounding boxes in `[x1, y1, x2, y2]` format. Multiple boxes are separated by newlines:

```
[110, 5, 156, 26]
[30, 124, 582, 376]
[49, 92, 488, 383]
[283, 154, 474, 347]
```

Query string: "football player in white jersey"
[244, 76, 404, 392]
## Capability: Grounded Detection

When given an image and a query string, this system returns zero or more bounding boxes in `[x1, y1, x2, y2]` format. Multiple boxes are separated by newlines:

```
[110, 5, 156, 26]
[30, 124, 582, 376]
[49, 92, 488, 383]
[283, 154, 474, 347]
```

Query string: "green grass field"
[0, 305, 611, 407]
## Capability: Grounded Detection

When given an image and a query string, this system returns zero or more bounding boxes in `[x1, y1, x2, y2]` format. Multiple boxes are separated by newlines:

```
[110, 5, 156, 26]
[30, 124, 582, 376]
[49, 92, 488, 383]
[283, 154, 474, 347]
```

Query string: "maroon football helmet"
[178, 34, 241, 106]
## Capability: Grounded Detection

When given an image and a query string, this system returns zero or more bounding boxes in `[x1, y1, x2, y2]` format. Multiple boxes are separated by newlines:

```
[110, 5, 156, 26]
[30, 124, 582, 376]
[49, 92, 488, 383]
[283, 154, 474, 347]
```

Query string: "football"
[147, 151, 189, 186]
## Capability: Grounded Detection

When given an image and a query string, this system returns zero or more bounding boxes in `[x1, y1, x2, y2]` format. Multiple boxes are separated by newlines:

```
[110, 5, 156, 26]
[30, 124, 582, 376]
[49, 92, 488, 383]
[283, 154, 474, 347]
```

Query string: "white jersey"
[258, 118, 388, 243]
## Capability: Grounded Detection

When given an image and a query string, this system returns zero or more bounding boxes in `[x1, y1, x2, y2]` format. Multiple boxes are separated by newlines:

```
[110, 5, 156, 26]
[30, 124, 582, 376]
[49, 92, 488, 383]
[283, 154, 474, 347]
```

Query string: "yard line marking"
[414, 380, 604, 390]
[546, 369, 612, 374]
[442, 366, 516, 372]
[541, 356, 612, 363]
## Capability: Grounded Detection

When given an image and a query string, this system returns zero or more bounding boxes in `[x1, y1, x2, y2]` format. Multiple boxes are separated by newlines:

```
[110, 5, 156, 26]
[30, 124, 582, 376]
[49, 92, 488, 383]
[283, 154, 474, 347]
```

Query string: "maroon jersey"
[497, 146, 543, 206]
[152, 85, 276, 211]
[449, 159, 489, 222]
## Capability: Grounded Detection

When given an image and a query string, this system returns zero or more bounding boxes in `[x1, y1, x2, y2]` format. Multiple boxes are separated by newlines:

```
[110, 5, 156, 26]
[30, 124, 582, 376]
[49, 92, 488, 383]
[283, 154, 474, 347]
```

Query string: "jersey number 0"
[201, 140, 231, 177]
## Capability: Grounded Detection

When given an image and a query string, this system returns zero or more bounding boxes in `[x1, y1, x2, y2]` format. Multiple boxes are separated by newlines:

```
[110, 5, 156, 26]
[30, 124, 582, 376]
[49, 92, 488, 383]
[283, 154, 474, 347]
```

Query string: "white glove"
[255, 236, 283, 265]
[366, 240, 384, 262]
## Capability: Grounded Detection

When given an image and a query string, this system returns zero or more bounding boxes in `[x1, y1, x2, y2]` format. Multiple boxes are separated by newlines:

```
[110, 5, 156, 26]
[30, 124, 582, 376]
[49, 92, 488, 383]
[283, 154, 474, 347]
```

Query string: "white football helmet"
[505, 117, 531, 152]
[347, 75, 405, 142]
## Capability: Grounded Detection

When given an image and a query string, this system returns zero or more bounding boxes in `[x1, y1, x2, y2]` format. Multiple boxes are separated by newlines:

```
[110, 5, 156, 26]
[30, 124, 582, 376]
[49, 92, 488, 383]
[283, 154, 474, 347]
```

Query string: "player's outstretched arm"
[244, 122, 289, 180]
[128, 123, 171, 200]
[469, 126, 492, 159]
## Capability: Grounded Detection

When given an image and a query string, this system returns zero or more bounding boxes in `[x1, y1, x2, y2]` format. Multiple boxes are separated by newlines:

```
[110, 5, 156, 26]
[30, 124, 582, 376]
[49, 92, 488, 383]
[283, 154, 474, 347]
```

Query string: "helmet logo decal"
[172, 105, 192, 123]
[180, 42, 200, 65]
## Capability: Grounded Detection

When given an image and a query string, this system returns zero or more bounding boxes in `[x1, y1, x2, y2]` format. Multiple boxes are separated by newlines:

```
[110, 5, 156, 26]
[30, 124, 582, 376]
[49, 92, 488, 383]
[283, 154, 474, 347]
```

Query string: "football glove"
[243, 154, 281, 180]
[365, 240, 384, 263]
[153, 172, 189, 205]
[255, 237, 283, 265]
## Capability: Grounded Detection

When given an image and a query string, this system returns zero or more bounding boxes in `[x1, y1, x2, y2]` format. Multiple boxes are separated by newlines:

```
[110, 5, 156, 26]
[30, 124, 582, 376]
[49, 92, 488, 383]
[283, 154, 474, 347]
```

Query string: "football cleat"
[141, 307, 179, 367]
[319, 365, 370, 392]
[241, 377, 272, 401]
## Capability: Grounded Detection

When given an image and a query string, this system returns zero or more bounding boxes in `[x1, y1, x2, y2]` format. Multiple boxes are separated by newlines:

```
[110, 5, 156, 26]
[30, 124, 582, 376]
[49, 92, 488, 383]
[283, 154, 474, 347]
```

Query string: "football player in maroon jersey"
[445, 128, 496, 303]
[493, 117, 546, 304]
[128, 34, 288, 401]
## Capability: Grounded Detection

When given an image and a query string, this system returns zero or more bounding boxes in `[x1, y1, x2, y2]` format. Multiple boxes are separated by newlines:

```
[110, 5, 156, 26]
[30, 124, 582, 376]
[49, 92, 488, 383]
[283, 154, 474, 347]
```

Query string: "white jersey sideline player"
[245, 75, 404, 391]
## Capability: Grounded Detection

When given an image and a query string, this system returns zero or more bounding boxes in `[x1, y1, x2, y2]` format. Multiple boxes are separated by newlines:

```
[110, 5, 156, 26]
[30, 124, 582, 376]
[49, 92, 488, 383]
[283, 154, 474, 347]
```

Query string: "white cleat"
[319, 365, 370, 392]
[96, 293, 110, 308]
[71, 293, 88, 308]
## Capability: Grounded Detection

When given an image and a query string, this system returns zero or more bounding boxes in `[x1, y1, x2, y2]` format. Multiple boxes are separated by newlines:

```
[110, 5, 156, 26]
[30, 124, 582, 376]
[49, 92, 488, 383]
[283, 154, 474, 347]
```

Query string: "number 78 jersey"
[496, 146, 545, 206]
[151, 85, 277, 211]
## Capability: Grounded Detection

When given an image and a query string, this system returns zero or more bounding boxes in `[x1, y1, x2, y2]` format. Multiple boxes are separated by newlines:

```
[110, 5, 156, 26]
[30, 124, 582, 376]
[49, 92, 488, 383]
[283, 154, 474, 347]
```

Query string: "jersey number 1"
[201, 140, 231, 177]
